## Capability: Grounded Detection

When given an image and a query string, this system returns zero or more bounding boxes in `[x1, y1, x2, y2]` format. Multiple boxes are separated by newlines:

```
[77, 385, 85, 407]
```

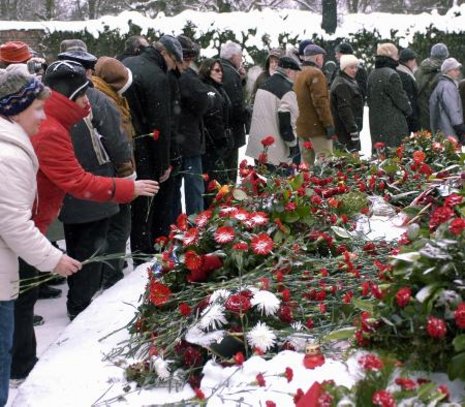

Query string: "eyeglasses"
[211, 68, 222, 73]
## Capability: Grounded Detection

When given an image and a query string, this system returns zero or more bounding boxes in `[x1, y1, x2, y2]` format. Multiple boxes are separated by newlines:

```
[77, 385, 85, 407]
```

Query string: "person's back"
[415, 43, 449, 131]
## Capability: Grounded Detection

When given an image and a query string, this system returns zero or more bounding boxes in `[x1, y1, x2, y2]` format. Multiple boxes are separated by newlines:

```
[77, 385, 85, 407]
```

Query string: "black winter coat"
[220, 58, 248, 149]
[177, 68, 213, 157]
[367, 56, 412, 148]
[331, 63, 368, 102]
[123, 47, 171, 181]
[330, 71, 364, 149]
[59, 87, 132, 224]
[397, 64, 420, 133]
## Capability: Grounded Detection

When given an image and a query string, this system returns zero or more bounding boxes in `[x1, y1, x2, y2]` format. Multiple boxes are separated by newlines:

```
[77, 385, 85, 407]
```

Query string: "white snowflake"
[246, 322, 276, 352]
[251, 290, 281, 316]
[199, 303, 227, 330]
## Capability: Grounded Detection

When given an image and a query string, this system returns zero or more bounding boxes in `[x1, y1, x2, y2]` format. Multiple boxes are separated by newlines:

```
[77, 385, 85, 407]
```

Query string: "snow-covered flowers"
[151, 356, 172, 379]
[246, 322, 276, 352]
[251, 290, 281, 316]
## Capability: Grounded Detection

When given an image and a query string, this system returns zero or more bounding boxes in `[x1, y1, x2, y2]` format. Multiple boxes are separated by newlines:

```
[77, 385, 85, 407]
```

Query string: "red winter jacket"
[31, 91, 135, 234]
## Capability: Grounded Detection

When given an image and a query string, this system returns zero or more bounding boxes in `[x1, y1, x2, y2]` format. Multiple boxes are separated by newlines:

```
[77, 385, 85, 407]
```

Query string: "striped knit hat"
[0, 68, 45, 116]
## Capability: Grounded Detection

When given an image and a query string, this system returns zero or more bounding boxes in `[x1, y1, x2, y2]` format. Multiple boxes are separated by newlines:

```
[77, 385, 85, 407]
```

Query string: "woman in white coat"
[0, 67, 81, 406]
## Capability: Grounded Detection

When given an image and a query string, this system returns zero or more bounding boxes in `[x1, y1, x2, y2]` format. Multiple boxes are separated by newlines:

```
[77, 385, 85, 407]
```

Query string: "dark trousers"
[131, 175, 178, 265]
[11, 259, 39, 380]
[0, 300, 14, 405]
[222, 148, 239, 184]
[64, 218, 111, 318]
[101, 204, 131, 289]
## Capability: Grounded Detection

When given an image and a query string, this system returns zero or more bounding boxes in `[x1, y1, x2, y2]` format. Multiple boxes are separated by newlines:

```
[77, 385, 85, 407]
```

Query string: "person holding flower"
[0, 66, 82, 406]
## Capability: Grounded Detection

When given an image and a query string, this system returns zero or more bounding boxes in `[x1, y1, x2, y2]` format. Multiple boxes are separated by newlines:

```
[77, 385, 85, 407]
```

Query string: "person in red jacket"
[11, 60, 159, 383]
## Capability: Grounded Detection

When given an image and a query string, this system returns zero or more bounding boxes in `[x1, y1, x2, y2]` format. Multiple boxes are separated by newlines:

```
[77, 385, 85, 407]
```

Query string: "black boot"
[38, 284, 62, 299]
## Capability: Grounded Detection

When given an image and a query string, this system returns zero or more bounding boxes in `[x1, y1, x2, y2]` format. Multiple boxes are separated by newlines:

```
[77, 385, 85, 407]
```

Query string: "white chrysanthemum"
[251, 290, 281, 316]
[151, 356, 172, 379]
[209, 289, 231, 304]
[185, 325, 226, 347]
[247, 322, 276, 352]
[199, 304, 227, 330]
[291, 321, 304, 331]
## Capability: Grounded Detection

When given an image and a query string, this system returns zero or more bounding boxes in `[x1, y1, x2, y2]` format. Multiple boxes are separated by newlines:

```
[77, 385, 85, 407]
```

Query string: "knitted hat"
[298, 39, 313, 56]
[335, 42, 354, 55]
[44, 60, 90, 101]
[399, 48, 417, 63]
[278, 56, 301, 71]
[176, 35, 200, 59]
[58, 50, 97, 70]
[441, 57, 462, 74]
[340, 54, 359, 71]
[303, 44, 326, 57]
[95, 56, 133, 95]
[376, 43, 399, 60]
[159, 35, 183, 63]
[0, 69, 45, 116]
[0, 41, 32, 64]
[431, 43, 449, 60]
[59, 39, 87, 53]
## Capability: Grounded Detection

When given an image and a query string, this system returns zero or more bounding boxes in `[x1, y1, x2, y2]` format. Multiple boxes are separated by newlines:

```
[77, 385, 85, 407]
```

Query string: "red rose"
[261, 135, 275, 147]
[426, 316, 447, 339]
[395, 287, 412, 308]
[225, 293, 252, 313]
[454, 303, 465, 329]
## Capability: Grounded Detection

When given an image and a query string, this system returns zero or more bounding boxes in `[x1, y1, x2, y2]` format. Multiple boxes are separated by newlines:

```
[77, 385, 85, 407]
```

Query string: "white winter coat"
[0, 116, 62, 300]
[246, 72, 299, 166]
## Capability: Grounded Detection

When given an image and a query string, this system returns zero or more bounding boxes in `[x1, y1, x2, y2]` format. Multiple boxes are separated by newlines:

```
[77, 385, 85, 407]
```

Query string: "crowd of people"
[1, 33, 464, 406]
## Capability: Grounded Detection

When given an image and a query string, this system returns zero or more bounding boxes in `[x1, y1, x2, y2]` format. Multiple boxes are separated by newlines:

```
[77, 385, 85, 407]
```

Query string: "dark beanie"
[298, 39, 313, 56]
[399, 48, 417, 63]
[335, 42, 354, 55]
[44, 60, 90, 101]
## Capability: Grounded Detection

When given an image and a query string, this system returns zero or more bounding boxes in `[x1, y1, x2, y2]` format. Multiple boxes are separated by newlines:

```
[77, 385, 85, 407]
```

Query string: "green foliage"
[37, 18, 465, 68]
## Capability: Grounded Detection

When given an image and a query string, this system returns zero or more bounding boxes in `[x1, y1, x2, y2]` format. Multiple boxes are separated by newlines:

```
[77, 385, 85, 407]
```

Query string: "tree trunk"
[321, 0, 337, 34]
[45, 0, 54, 19]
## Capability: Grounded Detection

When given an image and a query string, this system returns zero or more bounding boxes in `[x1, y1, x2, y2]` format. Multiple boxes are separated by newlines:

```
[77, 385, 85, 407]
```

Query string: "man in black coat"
[173, 36, 213, 215]
[397, 48, 420, 134]
[123, 35, 183, 260]
[220, 41, 249, 183]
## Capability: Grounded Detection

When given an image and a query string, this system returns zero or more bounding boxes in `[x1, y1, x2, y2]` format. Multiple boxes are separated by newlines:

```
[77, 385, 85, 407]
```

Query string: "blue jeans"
[181, 156, 205, 215]
[0, 300, 14, 407]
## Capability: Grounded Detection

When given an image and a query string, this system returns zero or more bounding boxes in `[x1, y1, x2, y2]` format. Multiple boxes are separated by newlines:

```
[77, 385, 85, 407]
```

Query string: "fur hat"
[376, 43, 399, 60]
[0, 41, 32, 64]
[399, 48, 417, 63]
[431, 43, 449, 60]
[335, 42, 354, 55]
[59, 39, 88, 53]
[340, 54, 359, 71]
[44, 60, 90, 101]
[278, 56, 301, 71]
[94, 56, 133, 95]
[303, 44, 326, 57]
[0, 68, 45, 116]
[441, 57, 462, 74]
[159, 35, 183, 63]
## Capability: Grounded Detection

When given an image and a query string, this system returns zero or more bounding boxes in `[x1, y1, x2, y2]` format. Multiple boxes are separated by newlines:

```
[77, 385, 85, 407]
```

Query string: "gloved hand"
[349, 131, 361, 152]
[288, 145, 300, 159]
[350, 131, 360, 143]
[325, 127, 336, 140]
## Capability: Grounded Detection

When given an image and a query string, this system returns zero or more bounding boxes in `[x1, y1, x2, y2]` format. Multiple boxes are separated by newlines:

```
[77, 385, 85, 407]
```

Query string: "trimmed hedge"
[42, 20, 465, 70]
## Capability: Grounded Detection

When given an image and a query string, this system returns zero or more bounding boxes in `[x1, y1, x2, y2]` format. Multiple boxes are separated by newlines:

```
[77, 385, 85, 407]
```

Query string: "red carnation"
[214, 226, 235, 244]
[152, 129, 160, 140]
[426, 316, 447, 339]
[183, 227, 199, 246]
[225, 293, 252, 314]
[444, 193, 463, 207]
[251, 233, 274, 255]
[233, 351, 245, 365]
[194, 387, 205, 400]
[178, 302, 192, 316]
[232, 241, 248, 251]
[184, 250, 203, 271]
[358, 354, 384, 371]
[374, 142, 385, 150]
[261, 135, 275, 147]
[454, 303, 465, 329]
[201, 253, 223, 272]
[372, 390, 396, 407]
[256, 373, 266, 386]
[395, 287, 412, 308]
[265, 402, 276, 407]
[285, 367, 293, 382]
[149, 280, 172, 307]
[395, 377, 417, 391]
[449, 218, 465, 236]
[303, 140, 313, 150]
